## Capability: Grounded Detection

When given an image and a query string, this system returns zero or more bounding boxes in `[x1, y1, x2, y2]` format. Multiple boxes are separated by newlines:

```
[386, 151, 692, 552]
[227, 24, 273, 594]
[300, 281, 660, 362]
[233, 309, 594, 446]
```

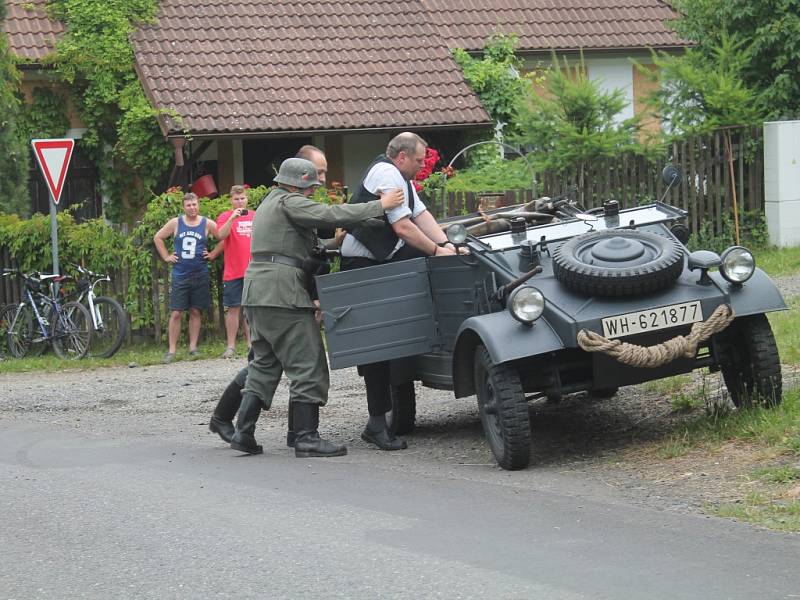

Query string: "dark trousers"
[340, 243, 427, 417]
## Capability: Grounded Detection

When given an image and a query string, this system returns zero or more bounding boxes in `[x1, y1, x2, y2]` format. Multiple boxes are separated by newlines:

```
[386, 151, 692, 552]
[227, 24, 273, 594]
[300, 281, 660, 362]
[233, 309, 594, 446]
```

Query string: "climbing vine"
[18, 86, 70, 139]
[0, 0, 30, 215]
[43, 0, 173, 222]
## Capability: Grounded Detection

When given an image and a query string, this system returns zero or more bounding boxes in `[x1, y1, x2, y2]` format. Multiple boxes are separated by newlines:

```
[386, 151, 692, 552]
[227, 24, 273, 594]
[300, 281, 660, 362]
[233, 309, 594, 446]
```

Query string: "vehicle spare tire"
[552, 229, 684, 297]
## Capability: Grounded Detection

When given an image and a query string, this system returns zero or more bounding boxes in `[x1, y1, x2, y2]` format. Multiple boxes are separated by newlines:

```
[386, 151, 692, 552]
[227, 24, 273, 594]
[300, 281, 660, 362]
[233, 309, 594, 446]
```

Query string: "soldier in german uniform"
[229, 157, 404, 457]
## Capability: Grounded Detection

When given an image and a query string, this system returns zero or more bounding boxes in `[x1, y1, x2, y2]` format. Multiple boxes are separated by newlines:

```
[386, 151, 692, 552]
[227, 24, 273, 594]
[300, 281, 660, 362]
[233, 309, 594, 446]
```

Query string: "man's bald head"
[295, 145, 327, 186]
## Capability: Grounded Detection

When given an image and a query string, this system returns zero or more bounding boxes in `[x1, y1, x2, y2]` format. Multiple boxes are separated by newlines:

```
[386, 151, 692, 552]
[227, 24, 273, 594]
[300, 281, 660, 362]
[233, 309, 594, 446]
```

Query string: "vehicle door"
[316, 257, 440, 369]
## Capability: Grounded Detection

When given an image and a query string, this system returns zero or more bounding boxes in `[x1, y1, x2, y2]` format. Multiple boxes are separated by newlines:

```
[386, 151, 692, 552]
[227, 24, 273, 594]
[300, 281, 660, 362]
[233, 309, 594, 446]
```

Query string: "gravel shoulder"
[1, 273, 798, 521]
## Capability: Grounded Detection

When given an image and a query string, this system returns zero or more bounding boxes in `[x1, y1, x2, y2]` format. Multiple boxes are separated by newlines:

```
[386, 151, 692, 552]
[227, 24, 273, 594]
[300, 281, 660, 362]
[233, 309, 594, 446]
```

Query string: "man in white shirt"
[340, 132, 457, 451]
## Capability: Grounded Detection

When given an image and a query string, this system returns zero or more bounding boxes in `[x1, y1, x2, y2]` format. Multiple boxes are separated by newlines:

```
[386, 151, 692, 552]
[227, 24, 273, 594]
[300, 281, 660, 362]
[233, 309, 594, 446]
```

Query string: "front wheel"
[718, 314, 782, 407]
[89, 296, 128, 358]
[474, 346, 531, 470]
[51, 301, 92, 360]
[387, 382, 416, 435]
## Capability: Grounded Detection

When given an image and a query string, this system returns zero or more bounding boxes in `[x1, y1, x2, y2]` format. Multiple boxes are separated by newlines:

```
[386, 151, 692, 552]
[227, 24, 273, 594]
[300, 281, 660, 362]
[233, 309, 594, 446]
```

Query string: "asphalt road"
[1, 416, 799, 600]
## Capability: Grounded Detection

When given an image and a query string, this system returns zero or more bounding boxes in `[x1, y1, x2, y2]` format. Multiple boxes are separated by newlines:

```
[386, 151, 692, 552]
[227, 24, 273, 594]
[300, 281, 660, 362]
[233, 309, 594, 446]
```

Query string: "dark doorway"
[243, 137, 312, 188]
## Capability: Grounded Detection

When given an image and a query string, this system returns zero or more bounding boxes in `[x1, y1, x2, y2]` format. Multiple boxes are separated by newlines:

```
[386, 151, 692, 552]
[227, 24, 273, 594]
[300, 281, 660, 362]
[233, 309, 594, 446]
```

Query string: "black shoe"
[286, 430, 296, 448]
[230, 437, 263, 455]
[209, 415, 235, 443]
[361, 427, 407, 451]
[292, 402, 347, 458]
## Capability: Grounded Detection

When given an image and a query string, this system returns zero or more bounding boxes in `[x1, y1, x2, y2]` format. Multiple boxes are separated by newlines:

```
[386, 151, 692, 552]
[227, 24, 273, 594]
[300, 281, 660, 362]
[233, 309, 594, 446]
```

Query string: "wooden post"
[724, 129, 741, 245]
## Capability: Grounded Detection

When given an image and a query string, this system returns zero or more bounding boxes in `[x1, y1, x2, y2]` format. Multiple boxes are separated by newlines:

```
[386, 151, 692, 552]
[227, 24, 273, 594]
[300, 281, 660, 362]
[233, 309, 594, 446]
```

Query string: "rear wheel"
[51, 301, 92, 360]
[474, 346, 531, 470]
[89, 296, 128, 358]
[387, 382, 416, 435]
[719, 314, 782, 407]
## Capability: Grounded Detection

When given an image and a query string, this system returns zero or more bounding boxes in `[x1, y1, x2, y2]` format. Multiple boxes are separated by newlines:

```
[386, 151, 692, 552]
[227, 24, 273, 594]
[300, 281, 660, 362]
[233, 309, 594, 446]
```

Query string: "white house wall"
[585, 57, 634, 124]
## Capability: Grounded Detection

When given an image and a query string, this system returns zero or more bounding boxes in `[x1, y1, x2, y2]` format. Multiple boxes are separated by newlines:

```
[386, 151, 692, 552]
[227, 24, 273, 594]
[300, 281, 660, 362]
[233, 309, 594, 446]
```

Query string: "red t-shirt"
[216, 209, 254, 281]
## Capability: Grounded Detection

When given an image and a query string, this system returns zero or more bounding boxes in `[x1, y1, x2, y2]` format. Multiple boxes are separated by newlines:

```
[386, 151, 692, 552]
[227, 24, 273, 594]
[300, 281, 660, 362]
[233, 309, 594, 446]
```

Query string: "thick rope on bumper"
[576, 304, 735, 369]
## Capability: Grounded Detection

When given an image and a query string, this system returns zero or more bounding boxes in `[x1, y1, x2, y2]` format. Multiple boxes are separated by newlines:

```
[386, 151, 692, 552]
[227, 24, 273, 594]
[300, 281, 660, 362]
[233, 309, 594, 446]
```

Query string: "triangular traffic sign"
[31, 138, 75, 205]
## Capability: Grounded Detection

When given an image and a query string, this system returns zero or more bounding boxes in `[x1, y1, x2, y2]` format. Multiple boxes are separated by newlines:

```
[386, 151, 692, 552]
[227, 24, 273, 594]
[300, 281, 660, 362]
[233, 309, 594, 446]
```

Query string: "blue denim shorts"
[222, 277, 244, 308]
[169, 271, 210, 311]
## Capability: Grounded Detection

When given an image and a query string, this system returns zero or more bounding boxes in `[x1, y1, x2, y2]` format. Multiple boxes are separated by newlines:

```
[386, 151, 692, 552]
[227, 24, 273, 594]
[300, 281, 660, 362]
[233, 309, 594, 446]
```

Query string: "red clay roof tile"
[131, 0, 492, 136]
[421, 0, 688, 52]
[2, 0, 63, 61]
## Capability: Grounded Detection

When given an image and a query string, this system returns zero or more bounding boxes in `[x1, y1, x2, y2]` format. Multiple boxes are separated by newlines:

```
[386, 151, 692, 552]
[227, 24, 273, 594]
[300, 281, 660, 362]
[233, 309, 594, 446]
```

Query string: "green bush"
[442, 157, 535, 194]
[0, 185, 272, 331]
[687, 210, 769, 254]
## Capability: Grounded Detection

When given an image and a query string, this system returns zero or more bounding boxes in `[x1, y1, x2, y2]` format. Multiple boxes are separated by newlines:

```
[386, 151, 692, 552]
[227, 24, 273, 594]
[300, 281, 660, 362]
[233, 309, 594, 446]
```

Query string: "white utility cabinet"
[764, 120, 800, 247]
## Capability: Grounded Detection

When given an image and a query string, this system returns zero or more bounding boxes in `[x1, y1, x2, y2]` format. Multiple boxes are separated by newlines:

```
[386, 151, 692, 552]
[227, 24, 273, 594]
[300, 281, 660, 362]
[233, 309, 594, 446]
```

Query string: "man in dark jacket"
[340, 132, 457, 451]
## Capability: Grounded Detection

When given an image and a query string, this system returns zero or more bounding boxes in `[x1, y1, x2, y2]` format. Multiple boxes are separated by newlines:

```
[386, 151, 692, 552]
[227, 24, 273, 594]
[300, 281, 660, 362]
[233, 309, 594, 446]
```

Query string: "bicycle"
[62, 264, 128, 358]
[3, 268, 93, 359]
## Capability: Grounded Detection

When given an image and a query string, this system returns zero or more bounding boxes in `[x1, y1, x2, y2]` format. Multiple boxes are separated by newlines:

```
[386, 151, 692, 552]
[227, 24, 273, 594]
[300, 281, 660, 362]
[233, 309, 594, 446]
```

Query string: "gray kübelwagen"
[316, 167, 787, 470]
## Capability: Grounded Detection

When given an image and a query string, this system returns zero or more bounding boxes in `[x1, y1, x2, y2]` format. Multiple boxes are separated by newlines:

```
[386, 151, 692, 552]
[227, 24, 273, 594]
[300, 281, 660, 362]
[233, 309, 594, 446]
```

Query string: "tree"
[513, 55, 645, 175]
[0, 0, 31, 214]
[668, 0, 800, 120]
[453, 33, 531, 138]
[645, 32, 765, 135]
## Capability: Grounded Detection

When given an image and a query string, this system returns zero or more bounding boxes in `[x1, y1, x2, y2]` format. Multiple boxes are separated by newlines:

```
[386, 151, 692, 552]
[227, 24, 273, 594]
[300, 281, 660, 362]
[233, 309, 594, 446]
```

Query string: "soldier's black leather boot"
[209, 367, 247, 443]
[293, 403, 347, 458]
[230, 392, 263, 455]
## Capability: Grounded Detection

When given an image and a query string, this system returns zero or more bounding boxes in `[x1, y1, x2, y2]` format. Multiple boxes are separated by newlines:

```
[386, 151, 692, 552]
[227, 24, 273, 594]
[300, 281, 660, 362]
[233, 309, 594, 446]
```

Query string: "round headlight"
[719, 246, 755, 284]
[446, 223, 467, 245]
[507, 286, 545, 324]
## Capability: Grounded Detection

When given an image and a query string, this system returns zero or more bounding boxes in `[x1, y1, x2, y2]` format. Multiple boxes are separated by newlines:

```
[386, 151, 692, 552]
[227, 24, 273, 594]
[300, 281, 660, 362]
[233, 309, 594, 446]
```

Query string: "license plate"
[601, 301, 703, 339]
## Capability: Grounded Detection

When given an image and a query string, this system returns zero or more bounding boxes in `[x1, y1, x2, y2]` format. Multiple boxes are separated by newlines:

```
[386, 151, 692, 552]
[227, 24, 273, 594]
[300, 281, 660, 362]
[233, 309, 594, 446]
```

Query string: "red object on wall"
[191, 174, 218, 199]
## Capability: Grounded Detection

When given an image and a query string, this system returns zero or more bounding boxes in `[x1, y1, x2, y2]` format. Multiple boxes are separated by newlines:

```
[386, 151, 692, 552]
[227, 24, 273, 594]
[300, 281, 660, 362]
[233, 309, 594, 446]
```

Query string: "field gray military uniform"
[231, 159, 386, 457]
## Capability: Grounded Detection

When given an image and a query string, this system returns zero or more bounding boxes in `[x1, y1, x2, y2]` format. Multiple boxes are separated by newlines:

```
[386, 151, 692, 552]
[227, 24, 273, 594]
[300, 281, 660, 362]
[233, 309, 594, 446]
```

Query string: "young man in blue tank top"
[153, 192, 220, 363]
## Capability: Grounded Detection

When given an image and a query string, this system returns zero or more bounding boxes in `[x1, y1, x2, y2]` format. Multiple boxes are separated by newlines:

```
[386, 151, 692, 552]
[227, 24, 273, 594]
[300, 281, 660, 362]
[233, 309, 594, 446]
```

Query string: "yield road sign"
[31, 138, 75, 205]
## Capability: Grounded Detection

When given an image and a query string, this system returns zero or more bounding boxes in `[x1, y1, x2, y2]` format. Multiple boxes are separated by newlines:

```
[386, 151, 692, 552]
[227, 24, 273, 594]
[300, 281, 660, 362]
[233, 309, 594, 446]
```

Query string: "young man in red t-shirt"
[208, 185, 254, 357]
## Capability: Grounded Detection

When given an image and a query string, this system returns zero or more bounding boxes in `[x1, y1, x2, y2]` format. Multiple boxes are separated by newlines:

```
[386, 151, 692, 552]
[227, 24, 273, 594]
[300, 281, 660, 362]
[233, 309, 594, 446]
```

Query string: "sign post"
[31, 138, 75, 277]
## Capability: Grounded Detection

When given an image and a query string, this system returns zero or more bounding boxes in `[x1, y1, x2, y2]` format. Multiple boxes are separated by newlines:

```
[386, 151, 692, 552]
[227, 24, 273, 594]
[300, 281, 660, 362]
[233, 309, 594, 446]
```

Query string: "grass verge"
[769, 297, 800, 364]
[756, 245, 800, 278]
[656, 386, 800, 531]
[0, 339, 250, 373]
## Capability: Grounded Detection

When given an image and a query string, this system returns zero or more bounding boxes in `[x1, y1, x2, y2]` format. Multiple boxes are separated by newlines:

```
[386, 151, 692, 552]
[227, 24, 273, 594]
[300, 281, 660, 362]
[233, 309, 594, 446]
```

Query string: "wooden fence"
[432, 126, 765, 240]
[1, 126, 766, 342]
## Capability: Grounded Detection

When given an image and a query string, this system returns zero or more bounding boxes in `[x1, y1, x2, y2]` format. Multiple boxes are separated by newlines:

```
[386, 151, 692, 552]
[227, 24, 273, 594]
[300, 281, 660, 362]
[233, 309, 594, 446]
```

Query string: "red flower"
[414, 148, 440, 187]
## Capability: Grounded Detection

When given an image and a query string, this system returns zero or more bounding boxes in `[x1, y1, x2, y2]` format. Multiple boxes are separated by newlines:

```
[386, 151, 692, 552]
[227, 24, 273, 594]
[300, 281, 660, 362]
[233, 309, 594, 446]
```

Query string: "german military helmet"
[273, 158, 320, 189]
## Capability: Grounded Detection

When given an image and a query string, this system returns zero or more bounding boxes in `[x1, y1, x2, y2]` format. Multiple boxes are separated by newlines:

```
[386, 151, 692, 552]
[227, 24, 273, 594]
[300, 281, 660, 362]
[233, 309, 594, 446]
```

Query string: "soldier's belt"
[251, 252, 305, 270]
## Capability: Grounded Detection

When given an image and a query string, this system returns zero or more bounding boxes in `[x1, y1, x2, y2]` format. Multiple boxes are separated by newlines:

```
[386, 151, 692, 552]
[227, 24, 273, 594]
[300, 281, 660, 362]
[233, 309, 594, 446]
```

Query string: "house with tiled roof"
[5, 0, 687, 212]
[130, 0, 686, 194]
[130, 0, 492, 193]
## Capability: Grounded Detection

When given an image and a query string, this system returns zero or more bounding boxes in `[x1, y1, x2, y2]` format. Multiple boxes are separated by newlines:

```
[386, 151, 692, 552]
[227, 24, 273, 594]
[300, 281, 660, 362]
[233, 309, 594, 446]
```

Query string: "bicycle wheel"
[0, 304, 16, 356]
[89, 296, 128, 358]
[51, 301, 92, 359]
[28, 304, 50, 357]
[6, 304, 33, 358]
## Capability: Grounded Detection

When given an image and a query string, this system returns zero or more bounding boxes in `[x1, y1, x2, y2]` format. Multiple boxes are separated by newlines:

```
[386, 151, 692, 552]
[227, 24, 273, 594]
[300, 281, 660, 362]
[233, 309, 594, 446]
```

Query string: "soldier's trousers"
[242, 306, 329, 408]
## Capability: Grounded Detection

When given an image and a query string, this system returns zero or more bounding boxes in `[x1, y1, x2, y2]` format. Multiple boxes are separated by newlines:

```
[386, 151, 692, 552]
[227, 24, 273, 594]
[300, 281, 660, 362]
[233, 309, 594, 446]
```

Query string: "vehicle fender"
[452, 311, 564, 398]
[710, 268, 787, 316]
